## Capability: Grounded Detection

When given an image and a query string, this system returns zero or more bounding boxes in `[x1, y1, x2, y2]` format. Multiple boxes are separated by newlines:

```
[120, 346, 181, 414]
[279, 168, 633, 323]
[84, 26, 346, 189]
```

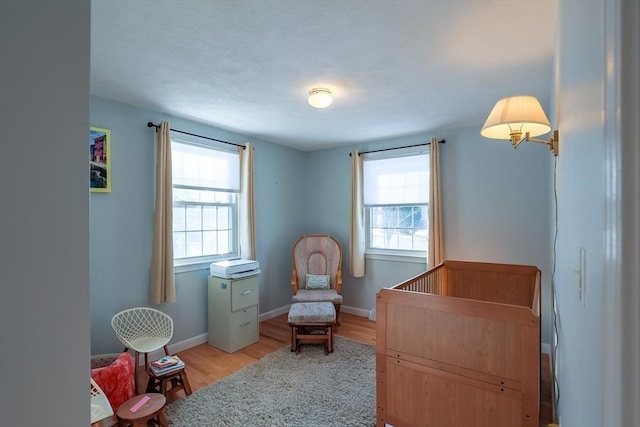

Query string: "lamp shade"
[481, 95, 551, 139]
[308, 88, 333, 108]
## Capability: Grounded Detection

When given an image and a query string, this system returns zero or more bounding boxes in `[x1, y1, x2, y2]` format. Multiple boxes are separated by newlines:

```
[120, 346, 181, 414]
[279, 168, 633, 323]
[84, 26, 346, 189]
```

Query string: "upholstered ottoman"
[288, 302, 336, 354]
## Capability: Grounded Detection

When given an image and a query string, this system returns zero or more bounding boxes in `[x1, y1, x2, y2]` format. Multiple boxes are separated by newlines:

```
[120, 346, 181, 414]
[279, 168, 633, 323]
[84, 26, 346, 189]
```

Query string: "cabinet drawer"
[229, 305, 258, 339]
[231, 277, 259, 311]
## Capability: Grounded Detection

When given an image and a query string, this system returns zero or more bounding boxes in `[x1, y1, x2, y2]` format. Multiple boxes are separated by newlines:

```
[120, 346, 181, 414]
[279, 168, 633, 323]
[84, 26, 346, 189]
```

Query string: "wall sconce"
[308, 88, 333, 109]
[481, 95, 559, 156]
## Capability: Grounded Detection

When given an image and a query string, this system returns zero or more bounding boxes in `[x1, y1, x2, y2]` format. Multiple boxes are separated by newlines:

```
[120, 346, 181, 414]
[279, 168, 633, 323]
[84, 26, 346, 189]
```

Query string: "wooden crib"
[376, 260, 540, 427]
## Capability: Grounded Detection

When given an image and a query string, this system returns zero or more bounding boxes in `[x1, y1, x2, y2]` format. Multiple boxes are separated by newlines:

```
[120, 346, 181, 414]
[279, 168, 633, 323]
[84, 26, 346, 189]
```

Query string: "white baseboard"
[258, 304, 292, 322]
[133, 332, 209, 366]
[541, 342, 551, 355]
[169, 332, 209, 354]
[341, 305, 371, 318]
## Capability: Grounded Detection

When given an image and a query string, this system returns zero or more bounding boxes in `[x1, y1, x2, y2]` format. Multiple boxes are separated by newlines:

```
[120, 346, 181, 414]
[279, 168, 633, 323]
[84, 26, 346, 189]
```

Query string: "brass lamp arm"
[512, 130, 559, 156]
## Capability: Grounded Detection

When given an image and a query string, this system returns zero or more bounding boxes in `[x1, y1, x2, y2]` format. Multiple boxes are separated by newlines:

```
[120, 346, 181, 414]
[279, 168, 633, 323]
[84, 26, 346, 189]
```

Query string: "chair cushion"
[90, 352, 135, 411]
[292, 289, 343, 304]
[305, 274, 331, 290]
[288, 302, 336, 323]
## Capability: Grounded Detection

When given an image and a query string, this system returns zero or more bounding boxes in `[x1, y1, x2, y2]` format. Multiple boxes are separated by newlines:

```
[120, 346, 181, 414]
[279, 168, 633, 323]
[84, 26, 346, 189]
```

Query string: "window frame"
[171, 138, 241, 272]
[363, 151, 429, 261]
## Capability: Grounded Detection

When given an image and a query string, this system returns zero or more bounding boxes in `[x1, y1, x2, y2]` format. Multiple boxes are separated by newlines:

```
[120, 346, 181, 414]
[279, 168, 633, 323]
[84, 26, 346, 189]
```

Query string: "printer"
[209, 259, 260, 279]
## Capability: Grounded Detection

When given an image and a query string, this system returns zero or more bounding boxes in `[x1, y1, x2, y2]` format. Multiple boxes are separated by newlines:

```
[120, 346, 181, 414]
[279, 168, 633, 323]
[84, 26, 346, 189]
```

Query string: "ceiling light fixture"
[308, 88, 333, 109]
[481, 95, 559, 156]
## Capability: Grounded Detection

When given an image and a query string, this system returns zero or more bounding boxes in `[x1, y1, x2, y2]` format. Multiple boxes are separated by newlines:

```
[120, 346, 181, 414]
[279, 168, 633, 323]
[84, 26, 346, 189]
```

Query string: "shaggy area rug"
[165, 336, 376, 426]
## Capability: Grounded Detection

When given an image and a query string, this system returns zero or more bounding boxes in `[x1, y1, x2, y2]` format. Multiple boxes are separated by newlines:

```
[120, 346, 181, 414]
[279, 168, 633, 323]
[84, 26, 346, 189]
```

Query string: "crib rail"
[391, 263, 446, 295]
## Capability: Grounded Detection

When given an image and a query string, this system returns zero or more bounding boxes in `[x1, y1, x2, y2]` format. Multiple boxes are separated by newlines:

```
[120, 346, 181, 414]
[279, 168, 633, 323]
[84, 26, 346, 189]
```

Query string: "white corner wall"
[554, 0, 639, 425]
[554, 1, 605, 425]
[0, 2, 91, 425]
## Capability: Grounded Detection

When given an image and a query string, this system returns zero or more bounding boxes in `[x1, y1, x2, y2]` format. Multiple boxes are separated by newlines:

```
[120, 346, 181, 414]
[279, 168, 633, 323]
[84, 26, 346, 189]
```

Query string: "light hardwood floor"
[140, 312, 552, 426]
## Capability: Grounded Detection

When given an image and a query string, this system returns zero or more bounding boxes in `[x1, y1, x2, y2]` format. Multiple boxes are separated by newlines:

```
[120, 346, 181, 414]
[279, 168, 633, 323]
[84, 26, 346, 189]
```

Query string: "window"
[364, 152, 429, 257]
[171, 140, 240, 265]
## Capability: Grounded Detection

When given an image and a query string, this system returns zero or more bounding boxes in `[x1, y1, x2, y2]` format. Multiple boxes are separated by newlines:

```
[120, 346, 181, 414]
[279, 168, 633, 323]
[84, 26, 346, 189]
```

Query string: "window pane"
[413, 228, 428, 250]
[202, 191, 232, 203]
[413, 206, 427, 228]
[173, 232, 186, 258]
[174, 188, 233, 203]
[202, 206, 217, 230]
[370, 227, 386, 248]
[173, 206, 186, 232]
[397, 228, 414, 250]
[202, 231, 217, 256]
[186, 231, 202, 257]
[173, 188, 194, 203]
[217, 206, 230, 229]
[368, 205, 428, 252]
[386, 230, 399, 248]
[185, 205, 202, 231]
[398, 207, 413, 228]
[371, 208, 382, 227]
[217, 230, 231, 254]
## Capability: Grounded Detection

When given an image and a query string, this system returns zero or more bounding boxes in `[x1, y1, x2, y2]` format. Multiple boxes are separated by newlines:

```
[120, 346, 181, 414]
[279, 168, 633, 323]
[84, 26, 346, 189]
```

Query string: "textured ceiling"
[91, 0, 558, 151]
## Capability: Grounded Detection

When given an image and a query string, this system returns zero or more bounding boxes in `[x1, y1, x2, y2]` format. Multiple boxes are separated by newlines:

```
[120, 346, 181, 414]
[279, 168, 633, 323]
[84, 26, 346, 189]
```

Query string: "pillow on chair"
[90, 352, 135, 411]
[306, 274, 331, 290]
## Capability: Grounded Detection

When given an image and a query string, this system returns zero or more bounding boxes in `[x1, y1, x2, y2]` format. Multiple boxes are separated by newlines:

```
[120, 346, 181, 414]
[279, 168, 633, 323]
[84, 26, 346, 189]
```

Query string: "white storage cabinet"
[207, 274, 259, 353]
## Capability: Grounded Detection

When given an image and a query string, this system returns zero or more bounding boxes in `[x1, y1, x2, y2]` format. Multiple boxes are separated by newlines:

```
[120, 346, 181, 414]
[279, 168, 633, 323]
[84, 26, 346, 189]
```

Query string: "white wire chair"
[111, 307, 173, 391]
[90, 377, 114, 425]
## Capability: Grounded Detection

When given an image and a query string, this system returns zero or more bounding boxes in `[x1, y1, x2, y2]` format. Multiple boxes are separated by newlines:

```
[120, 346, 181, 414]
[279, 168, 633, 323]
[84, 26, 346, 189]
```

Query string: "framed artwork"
[90, 126, 111, 192]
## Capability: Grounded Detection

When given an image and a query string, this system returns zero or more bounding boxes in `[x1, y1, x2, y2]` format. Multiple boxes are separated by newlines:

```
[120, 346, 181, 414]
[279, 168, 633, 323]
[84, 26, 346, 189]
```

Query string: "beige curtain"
[428, 137, 444, 267]
[239, 142, 256, 260]
[149, 121, 175, 304]
[350, 149, 365, 277]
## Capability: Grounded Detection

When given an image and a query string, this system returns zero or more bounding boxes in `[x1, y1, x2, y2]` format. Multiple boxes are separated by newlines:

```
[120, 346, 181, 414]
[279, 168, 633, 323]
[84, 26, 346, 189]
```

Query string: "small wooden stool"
[116, 393, 168, 427]
[288, 302, 336, 354]
[146, 366, 193, 397]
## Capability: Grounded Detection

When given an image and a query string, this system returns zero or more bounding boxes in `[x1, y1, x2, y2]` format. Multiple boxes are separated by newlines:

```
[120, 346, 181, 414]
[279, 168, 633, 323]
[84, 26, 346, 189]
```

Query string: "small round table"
[116, 393, 168, 427]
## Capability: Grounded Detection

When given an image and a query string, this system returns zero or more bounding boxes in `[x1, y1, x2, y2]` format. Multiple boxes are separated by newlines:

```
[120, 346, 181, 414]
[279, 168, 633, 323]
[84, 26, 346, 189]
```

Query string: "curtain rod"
[349, 140, 445, 156]
[147, 122, 245, 149]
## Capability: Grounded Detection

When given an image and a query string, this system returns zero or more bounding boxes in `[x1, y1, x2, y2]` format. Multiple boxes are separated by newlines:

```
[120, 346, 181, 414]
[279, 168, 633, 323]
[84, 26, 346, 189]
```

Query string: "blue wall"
[90, 95, 553, 354]
[90, 96, 307, 354]
[305, 128, 553, 340]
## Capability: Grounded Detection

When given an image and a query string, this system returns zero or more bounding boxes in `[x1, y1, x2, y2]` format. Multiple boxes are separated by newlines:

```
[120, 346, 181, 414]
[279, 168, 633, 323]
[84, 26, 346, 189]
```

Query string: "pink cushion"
[90, 352, 135, 411]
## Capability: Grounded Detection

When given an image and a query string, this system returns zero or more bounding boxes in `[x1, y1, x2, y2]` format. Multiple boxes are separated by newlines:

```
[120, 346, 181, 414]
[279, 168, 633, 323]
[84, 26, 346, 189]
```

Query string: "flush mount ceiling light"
[481, 95, 559, 156]
[307, 88, 333, 109]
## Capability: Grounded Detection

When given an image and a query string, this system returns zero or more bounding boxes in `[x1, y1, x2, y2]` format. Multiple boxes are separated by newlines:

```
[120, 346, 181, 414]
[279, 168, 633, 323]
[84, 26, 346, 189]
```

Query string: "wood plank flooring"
[139, 312, 552, 426]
